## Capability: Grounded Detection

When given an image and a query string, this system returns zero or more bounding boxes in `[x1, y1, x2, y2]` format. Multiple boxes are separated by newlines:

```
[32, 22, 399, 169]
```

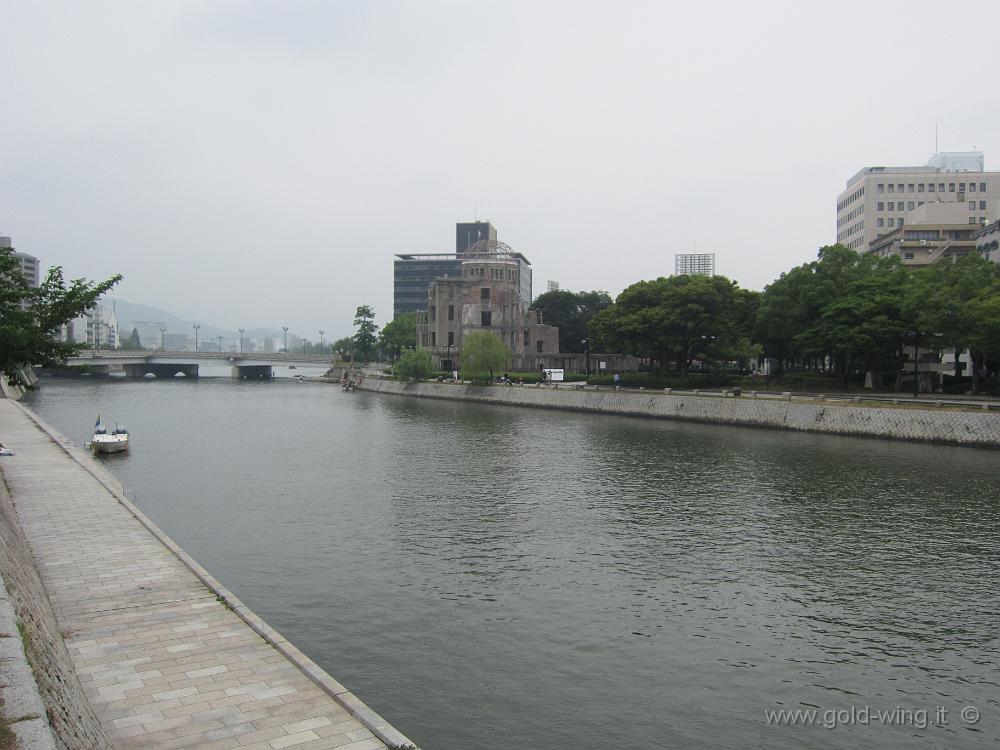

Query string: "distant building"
[394, 222, 532, 318]
[837, 151, 1000, 252]
[974, 219, 1000, 264]
[416, 243, 557, 372]
[263, 337, 275, 353]
[2, 235, 40, 288]
[675, 252, 715, 276]
[547, 280, 560, 292]
[162, 333, 189, 351]
[456, 221, 497, 255]
[61, 303, 119, 349]
[868, 203, 978, 269]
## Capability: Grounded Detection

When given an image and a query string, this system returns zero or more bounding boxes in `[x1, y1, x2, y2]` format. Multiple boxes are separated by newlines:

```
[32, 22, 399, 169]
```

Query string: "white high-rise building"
[674, 252, 715, 276]
[836, 151, 1000, 253]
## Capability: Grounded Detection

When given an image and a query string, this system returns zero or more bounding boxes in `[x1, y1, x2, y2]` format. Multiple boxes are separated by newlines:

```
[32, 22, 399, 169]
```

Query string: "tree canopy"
[378, 312, 416, 361]
[1, 247, 121, 387]
[394, 348, 433, 381]
[459, 331, 510, 380]
[530, 289, 612, 353]
[352, 305, 379, 362]
[118, 327, 144, 350]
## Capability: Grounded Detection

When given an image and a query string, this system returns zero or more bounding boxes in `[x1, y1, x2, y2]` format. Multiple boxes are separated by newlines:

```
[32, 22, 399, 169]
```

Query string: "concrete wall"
[358, 379, 1000, 448]
[0, 482, 113, 750]
[0, 367, 38, 401]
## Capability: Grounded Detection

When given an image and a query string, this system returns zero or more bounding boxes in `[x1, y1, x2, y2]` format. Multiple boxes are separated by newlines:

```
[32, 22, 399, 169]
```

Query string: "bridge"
[63, 350, 335, 379]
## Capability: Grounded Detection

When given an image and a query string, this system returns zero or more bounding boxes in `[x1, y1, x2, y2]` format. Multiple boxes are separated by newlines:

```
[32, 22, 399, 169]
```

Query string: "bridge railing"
[71, 350, 335, 363]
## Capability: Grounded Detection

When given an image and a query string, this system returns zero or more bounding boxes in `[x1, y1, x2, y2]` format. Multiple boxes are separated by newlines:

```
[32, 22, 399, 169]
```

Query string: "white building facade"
[836, 151, 1000, 253]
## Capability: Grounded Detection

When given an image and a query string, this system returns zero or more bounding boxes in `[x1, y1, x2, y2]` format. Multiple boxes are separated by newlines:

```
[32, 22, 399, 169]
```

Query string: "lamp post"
[159, 326, 166, 351]
[217, 335, 223, 353]
[581, 338, 590, 378]
[319, 330, 325, 357]
[193, 323, 200, 352]
[238, 328, 245, 354]
[282, 326, 288, 354]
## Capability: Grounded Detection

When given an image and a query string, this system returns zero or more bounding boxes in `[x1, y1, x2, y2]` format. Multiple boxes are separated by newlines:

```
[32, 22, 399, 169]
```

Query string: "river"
[22, 373, 1000, 749]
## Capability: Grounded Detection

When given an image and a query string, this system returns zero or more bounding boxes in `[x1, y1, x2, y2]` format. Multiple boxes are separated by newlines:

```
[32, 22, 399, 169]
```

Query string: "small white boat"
[91, 416, 129, 455]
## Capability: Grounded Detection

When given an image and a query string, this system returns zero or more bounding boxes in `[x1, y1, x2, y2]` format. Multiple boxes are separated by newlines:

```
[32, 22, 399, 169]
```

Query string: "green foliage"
[352, 305, 379, 362]
[378, 312, 417, 361]
[0, 247, 121, 387]
[394, 348, 433, 381]
[459, 331, 510, 379]
[331, 336, 353, 358]
[118, 327, 144, 350]
[590, 274, 757, 375]
[530, 289, 612, 353]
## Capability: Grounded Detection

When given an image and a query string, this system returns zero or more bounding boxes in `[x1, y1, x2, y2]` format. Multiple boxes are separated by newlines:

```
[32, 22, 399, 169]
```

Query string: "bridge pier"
[231, 365, 272, 380]
[123, 364, 199, 378]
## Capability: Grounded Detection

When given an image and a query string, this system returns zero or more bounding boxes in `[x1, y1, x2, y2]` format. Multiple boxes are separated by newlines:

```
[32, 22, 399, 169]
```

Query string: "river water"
[22, 373, 1000, 749]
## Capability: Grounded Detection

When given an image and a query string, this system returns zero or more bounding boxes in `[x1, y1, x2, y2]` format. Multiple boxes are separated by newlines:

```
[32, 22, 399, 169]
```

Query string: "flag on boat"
[95, 414, 101, 428]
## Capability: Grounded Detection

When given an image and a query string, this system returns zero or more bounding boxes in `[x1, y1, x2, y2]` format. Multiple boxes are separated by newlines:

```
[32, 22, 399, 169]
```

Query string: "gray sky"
[3, 0, 999, 339]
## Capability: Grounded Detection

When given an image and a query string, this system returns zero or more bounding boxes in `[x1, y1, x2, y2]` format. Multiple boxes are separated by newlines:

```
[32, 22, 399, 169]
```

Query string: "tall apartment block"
[674, 252, 715, 276]
[836, 151, 1000, 252]
[2, 235, 40, 287]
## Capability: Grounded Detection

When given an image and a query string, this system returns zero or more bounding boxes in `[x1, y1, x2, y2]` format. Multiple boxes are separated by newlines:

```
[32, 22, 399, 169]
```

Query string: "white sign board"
[599, 361, 607, 370]
[542, 368, 564, 381]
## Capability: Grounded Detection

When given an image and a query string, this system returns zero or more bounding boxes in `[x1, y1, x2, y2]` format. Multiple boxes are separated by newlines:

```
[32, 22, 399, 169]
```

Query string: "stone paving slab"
[0, 400, 417, 749]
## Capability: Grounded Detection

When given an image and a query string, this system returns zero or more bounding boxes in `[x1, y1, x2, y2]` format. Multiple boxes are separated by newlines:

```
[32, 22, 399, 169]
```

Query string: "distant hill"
[108, 299, 291, 344]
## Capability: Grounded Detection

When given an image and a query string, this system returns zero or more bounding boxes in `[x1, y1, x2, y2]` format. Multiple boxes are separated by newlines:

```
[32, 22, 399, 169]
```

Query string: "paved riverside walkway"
[0, 400, 415, 750]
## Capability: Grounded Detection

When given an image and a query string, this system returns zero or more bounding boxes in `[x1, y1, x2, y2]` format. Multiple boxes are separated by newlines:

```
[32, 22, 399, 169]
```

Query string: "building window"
[939, 183, 945, 192]
[887, 184, 894, 193]
[480, 287, 490, 301]
[980, 182, 987, 192]
[877, 184, 884, 193]
[959, 183, 966, 192]
[448, 305, 454, 321]
[431, 332, 436, 347]
[523, 329, 530, 346]
[903, 252, 914, 260]
[918, 184, 924, 192]
[949, 183, 955, 192]
[929, 184, 935, 192]
[969, 201, 976, 210]
[429, 305, 436, 322]
[897, 184, 904, 192]
[536, 340, 543, 353]
[908, 184, 914, 192]
[888, 202, 894, 211]
[970, 183, 977, 192]
[448, 331, 454, 346]
[908, 201, 914, 210]
[877, 202, 884, 211]
[897, 218, 904, 227]
[481, 311, 491, 326]
[969, 218, 977, 224]
[980, 201, 987, 210]
[878, 218, 884, 227]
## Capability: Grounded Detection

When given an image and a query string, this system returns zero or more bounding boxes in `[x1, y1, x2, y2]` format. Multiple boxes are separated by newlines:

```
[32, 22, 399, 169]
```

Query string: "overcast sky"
[3, 0, 999, 338]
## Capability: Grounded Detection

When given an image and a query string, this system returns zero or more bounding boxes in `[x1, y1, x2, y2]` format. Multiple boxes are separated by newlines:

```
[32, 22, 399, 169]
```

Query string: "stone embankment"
[0, 399, 417, 750]
[357, 379, 1000, 448]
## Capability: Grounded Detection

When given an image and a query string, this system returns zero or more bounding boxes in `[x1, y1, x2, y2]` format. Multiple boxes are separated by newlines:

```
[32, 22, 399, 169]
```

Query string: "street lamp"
[159, 326, 166, 351]
[282, 326, 288, 354]
[319, 330, 325, 357]
[217, 335, 223, 352]
[581, 338, 590, 379]
[238, 328, 245, 354]
[193, 323, 200, 352]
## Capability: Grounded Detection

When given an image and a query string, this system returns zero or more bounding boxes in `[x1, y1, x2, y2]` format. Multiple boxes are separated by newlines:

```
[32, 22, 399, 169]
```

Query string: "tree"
[394, 348, 433, 381]
[352, 305, 379, 362]
[590, 274, 754, 375]
[118, 327, 144, 350]
[378, 312, 416, 362]
[459, 331, 510, 381]
[1, 247, 121, 388]
[530, 290, 612, 353]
